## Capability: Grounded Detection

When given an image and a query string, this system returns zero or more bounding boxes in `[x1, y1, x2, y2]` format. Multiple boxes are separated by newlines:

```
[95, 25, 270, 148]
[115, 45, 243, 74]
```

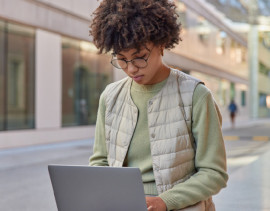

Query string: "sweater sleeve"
[89, 92, 109, 166]
[159, 84, 228, 210]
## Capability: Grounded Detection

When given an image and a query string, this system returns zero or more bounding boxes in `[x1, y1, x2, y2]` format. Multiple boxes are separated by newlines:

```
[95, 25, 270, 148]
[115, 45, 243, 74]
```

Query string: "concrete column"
[248, 25, 259, 119]
[35, 29, 62, 129]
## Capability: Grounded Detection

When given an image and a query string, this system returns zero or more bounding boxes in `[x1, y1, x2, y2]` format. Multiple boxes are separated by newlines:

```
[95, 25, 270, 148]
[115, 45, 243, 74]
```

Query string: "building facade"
[0, 0, 268, 148]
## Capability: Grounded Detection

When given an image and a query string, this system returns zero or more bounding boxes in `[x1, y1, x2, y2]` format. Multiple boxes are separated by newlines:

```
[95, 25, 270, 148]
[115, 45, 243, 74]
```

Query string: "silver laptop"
[48, 165, 148, 211]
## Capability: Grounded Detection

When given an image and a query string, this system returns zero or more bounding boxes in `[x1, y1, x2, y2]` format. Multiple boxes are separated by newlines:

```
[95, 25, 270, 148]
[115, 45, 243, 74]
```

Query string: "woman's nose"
[126, 62, 139, 74]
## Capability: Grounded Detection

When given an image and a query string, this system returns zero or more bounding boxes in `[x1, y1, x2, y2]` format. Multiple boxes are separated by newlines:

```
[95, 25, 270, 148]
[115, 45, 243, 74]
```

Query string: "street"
[1, 122, 270, 211]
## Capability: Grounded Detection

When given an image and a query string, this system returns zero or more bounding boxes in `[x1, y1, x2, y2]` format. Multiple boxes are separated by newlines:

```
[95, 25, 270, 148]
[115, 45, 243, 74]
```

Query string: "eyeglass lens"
[112, 58, 147, 69]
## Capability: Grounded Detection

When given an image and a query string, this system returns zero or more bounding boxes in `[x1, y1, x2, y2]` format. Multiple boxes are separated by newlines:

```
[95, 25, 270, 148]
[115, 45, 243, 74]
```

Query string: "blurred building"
[203, 0, 270, 118]
[0, 0, 269, 148]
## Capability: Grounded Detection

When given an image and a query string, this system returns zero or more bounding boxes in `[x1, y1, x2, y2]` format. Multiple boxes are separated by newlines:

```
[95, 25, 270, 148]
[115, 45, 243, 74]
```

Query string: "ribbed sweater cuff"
[159, 192, 177, 211]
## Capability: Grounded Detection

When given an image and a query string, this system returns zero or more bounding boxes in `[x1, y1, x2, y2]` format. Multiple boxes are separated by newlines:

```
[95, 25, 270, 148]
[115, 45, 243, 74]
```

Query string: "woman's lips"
[132, 75, 144, 82]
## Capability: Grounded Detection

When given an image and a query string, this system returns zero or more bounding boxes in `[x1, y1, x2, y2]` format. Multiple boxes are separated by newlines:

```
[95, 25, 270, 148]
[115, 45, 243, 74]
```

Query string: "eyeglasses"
[110, 47, 153, 69]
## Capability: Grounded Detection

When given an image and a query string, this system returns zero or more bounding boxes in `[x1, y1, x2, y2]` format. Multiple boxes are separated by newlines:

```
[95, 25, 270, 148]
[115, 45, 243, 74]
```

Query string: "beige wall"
[258, 43, 270, 94]
[259, 43, 270, 68]
[37, 0, 100, 19]
[0, 0, 91, 41]
[173, 29, 248, 80]
[258, 73, 270, 94]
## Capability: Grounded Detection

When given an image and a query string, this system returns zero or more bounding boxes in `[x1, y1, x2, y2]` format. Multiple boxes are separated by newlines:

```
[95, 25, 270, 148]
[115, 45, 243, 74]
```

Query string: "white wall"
[36, 29, 62, 129]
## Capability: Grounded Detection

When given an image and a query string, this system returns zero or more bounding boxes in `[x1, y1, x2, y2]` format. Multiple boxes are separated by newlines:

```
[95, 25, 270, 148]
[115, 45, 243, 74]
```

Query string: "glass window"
[219, 79, 230, 106]
[262, 32, 270, 50]
[259, 62, 270, 77]
[197, 17, 212, 46]
[0, 21, 35, 131]
[259, 93, 267, 107]
[230, 82, 235, 100]
[241, 90, 246, 106]
[230, 41, 246, 64]
[62, 37, 113, 126]
[6, 23, 35, 130]
[216, 31, 226, 55]
[0, 20, 4, 131]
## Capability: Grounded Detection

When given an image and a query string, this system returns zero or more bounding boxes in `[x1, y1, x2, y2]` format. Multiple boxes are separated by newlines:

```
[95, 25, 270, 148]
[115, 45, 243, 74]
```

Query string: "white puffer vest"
[103, 69, 214, 211]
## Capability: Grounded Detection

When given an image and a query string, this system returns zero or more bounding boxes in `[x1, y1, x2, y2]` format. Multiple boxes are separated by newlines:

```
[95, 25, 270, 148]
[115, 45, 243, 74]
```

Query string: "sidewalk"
[222, 117, 270, 131]
[222, 118, 270, 141]
[215, 118, 270, 210]
[214, 141, 270, 211]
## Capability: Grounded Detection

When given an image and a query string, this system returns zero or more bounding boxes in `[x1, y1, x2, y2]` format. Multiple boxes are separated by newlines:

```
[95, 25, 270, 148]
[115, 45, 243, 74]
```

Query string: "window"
[0, 20, 4, 131]
[241, 90, 246, 106]
[0, 21, 35, 131]
[259, 62, 270, 77]
[197, 16, 211, 46]
[230, 41, 247, 64]
[62, 37, 113, 126]
[230, 82, 236, 100]
[220, 79, 230, 106]
[216, 31, 226, 55]
[259, 93, 267, 107]
[261, 32, 270, 50]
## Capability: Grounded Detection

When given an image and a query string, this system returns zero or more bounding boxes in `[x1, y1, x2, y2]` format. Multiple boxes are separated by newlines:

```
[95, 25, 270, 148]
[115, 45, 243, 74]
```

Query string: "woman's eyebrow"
[117, 47, 148, 57]
[131, 50, 141, 56]
[116, 51, 144, 57]
[132, 47, 149, 56]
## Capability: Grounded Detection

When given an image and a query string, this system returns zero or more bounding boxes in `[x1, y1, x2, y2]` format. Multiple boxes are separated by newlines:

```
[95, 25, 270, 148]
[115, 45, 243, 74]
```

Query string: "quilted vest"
[103, 68, 214, 210]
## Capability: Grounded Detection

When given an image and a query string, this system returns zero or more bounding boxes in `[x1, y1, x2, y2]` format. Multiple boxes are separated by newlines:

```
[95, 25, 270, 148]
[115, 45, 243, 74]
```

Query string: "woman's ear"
[160, 46, 165, 56]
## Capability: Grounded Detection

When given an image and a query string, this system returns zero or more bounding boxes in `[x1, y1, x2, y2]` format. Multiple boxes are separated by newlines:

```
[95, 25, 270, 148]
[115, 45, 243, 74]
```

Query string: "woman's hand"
[145, 196, 167, 211]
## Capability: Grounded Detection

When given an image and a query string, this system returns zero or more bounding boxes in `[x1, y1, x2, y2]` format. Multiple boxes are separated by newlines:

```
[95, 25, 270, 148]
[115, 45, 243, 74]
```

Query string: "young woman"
[89, 0, 228, 210]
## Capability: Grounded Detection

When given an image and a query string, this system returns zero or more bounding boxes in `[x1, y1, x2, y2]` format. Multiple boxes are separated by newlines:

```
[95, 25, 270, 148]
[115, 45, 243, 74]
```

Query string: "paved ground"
[214, 140, 270, 211]
[214, 119, 270, 211]
[223, 123, 270, 141]
[0, 120, 270, 211]
[0, 140, 94, 211]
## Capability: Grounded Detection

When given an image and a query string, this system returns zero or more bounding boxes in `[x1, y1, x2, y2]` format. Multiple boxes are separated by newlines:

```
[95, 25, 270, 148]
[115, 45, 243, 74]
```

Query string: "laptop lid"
[48, 165, 148, 211]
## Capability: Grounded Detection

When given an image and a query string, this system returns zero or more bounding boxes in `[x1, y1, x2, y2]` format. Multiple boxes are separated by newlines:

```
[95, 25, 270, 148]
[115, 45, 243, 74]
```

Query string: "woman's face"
[114, 43, 169, 85]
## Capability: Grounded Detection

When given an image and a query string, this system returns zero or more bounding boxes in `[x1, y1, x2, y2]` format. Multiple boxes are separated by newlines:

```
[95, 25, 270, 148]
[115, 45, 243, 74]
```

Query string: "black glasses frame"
[110, 47, 154, 69]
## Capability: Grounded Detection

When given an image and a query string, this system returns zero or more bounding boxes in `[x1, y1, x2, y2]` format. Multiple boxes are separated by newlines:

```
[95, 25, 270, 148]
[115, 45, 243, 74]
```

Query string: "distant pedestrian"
[228, 99, 238, 128]
[89, 0, 228, 210]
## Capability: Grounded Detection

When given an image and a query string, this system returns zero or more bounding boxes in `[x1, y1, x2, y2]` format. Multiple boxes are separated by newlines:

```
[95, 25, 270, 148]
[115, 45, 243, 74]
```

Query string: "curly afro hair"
[90, 0, 182, 54]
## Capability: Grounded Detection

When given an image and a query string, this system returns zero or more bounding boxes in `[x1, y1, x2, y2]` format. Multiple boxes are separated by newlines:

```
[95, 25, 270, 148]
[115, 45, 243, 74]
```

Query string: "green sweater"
[89, 79, 228, 210]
